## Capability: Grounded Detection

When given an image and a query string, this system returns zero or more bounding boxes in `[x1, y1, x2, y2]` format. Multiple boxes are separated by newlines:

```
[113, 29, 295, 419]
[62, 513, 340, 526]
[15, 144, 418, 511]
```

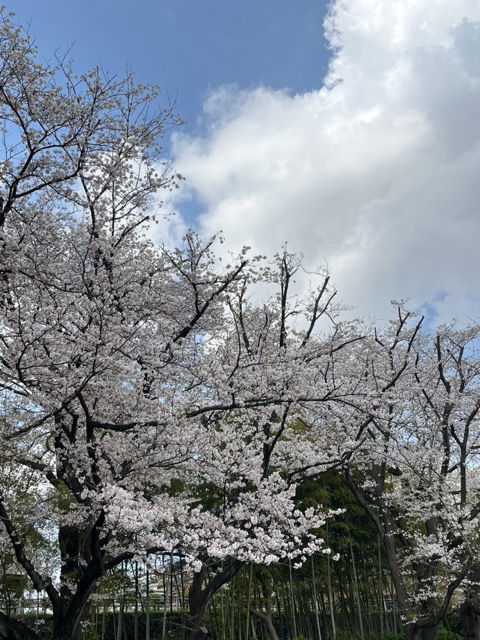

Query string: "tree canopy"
[2, 9, 480, 640]
[0, 10, 363, 640]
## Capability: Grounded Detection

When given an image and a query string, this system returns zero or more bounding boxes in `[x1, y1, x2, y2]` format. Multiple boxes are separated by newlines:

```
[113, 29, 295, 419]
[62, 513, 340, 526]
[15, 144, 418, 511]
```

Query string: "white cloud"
[170, 0, 480, 324]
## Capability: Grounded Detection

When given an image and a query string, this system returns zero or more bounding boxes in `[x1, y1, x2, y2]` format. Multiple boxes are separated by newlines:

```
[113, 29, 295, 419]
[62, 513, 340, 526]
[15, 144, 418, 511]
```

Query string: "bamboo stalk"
[288, 558, 298, 639]
[311, 556, 323, 640]
[326, 522, 336, 640]
[349, 532, 364, 639]
[245, 564, 253, 640]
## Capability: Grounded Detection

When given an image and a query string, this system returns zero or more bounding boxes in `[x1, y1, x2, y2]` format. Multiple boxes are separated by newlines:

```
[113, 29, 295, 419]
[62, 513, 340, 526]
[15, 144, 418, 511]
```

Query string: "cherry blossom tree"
[342, 307, 480, 640]
[0, 11, 363, 640]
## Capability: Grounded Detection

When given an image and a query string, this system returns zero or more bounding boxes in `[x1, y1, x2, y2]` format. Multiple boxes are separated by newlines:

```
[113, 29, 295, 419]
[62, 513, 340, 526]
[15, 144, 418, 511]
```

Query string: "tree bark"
[0, 613, 39, 640]
[186, 568, 210, 640]
[404, 621, 438, 640]
[249, 607, 280, 640]
[185, 561, 243, 640]
[461, 591, 480, 640]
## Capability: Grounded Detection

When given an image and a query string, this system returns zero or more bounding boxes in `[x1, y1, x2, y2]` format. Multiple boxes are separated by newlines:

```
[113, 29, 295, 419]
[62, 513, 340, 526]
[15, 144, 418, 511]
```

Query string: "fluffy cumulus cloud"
[169, 0, 480, 324]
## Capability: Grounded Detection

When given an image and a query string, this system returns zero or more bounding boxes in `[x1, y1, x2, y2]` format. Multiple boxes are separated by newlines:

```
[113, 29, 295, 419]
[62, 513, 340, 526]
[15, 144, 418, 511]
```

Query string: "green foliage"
[82, 627, 100, 640]
[297, 468, 380, 553]
[437, 627, 463, 640]
[319, 630, 462, 640]
[321, 633, 404, 640]
[326, 633, 401, 640]
[17, 613, 52, 640]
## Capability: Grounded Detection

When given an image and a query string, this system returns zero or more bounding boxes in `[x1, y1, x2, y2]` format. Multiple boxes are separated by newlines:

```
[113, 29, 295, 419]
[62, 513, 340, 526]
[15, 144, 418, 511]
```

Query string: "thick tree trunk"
[186, 569, 210, 640]
[50, 587, 97, 640]
[185, 561, 243, 640]
[404, 622, 438, 640]
[249, 571, 280, 640]
[416, 629, 438, 640]
[0, 603, 91, 640]
[460, 592, 480, 640]
[0, 558, 97, 640]
[0, 612, 39, 640]
[403, 596, 439, 640]
[48, 518, 106, 640]
[250, 607, 280, 640]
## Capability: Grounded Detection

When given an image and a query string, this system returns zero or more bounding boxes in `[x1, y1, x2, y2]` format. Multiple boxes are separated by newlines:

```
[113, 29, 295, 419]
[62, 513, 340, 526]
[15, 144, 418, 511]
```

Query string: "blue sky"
[8, 1, 480, 325]
[12, 1, 331, 133]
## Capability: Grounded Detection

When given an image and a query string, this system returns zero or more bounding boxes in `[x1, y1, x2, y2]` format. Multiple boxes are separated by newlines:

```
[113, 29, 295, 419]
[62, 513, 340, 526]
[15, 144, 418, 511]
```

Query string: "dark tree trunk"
[249, 571, 280, 640]
[404, 621, 439, 640]
[0, 596, 91, 640]
[185, 560, 243, 640]
[0, 513, 114, 640]
[415, 629, 438, 640]
[49, 574, 100, 640]
[403, 595, 439, 640]
[187, 568, 210, 640]
[47, 517, 106, 640]
[460, 592, 480, 640]
[250, 608, 280, 640]
[0, 613, 39, 640]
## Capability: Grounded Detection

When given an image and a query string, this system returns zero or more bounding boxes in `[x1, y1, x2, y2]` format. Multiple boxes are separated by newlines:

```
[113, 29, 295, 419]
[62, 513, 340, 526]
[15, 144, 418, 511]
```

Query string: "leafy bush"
[438, 626, 463, 640]
[323, 632, 405, 640]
